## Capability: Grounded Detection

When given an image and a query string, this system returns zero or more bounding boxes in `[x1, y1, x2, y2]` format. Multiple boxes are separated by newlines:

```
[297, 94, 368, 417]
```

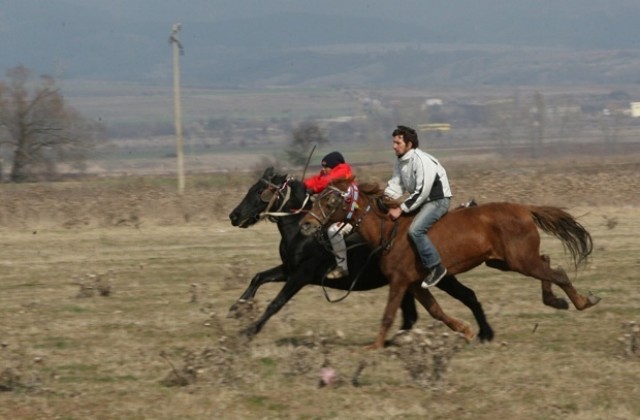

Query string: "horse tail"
[528, 206, 593, 269]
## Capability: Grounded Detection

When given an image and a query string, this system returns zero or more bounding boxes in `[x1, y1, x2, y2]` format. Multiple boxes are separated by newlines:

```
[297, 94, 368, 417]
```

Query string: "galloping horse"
[228, 168, 493, 341]
[300, 178, 600, 349]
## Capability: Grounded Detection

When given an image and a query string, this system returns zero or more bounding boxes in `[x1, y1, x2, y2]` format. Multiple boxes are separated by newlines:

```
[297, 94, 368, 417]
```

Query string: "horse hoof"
[587, 293, 601, 307]
[364, 342, 383, 350]
[543, 296, 570, 310]
[478, 328, 495, 343]
[239, 327, 257, 338]
[554, 298, 570, 310]
[227, 306, 238, 318]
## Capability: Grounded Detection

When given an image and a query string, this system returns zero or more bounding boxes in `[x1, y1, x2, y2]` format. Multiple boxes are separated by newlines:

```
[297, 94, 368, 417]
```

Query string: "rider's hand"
[388, 207, 403, 220]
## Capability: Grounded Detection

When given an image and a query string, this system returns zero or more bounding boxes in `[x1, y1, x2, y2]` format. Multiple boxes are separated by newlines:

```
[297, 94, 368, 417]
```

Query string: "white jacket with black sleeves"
[384, 148, 452, 213]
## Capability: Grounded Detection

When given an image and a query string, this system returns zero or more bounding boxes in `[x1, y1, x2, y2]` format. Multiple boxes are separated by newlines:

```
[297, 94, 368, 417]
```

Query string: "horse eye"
[260, 189, 275, 202]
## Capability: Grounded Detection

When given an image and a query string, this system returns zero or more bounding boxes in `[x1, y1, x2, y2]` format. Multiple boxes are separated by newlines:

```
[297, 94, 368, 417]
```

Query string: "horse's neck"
[353, 195, 399, 247]
[288, 180, 309, 209]
[275, 180, 308, 242]
[276, 212, 304, 242]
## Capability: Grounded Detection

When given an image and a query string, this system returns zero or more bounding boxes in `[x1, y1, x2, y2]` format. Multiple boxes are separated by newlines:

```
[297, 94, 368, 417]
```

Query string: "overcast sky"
[2, 1, 640, 86]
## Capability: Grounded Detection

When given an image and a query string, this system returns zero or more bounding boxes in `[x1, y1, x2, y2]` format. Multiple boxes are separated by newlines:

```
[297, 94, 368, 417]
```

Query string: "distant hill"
[2, 1, 640, 87]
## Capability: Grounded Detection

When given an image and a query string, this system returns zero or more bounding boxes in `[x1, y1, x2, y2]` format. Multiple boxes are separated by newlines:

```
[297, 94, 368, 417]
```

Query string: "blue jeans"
[407, 198, 450, 269]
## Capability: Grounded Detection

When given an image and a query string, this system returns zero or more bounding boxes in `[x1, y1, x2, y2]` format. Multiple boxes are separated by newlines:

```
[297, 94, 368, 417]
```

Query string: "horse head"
[229, 167, 294, 228]
[299, 177, 358, 236]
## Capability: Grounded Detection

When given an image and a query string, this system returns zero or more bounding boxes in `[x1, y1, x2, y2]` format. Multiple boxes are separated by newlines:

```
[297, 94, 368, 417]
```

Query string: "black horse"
[228, 167, 494, 342]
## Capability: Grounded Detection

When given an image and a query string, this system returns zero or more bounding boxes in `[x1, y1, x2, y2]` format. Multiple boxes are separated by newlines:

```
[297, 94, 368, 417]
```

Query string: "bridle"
[258, 176, 310, 221]
[308, 182, 399, 255]
[305, 183, 365, 228]
[306, 182, 404, 303]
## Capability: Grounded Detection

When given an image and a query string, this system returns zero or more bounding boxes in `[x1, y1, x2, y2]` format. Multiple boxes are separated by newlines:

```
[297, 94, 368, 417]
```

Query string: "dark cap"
[321, 151, 345, 169]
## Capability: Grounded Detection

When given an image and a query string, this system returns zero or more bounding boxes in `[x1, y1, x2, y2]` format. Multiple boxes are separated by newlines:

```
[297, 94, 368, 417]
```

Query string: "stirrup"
[326, 267, 349, 279]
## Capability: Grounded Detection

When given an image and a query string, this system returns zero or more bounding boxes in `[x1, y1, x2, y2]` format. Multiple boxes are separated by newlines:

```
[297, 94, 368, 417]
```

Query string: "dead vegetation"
[0, 155, 639, 419]
[619, 321, 640, 358]
[73, 272, 114, 298]
[387, 326, 467, 388]
[160, 304, 467, 391]
[0, 345, 45, 394]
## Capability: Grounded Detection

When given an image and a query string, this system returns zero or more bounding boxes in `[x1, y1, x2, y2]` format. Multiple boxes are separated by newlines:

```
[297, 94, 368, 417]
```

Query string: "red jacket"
[303, 162, 354, 194]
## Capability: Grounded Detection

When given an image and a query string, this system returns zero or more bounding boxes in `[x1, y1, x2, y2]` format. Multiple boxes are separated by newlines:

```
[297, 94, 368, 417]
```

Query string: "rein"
[316, 184, 400, 303]
[320, 240, 380, 303]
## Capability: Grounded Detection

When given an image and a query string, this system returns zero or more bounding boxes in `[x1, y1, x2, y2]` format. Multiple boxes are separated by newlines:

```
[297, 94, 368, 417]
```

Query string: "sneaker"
[421, 264, 447, 288]
[326, 266, 349, 279]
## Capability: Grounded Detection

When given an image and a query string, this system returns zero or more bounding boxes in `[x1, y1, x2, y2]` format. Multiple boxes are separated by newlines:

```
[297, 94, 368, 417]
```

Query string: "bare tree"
[0, 65, 103, 182]
[285, 121, 328, 166]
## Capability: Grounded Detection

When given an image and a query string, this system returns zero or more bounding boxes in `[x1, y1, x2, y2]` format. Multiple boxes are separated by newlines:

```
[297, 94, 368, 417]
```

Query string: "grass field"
[1, 155, 639, 419]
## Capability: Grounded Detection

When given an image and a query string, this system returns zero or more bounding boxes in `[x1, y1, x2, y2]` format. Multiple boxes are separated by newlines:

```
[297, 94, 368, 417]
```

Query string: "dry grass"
[1, 156, 639, 419]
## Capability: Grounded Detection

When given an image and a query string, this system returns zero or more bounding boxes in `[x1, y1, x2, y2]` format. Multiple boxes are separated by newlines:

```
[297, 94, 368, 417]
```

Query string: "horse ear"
[331, 176, 354, 190]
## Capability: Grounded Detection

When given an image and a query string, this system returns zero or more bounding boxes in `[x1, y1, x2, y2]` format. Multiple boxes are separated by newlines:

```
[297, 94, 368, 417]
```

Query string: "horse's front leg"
[437, 275, 494, 342]
[239, 273, 306, 337]
[410, 283, 475, 342]
[228, 264, 285, 318]
[367, 281, 408, 350]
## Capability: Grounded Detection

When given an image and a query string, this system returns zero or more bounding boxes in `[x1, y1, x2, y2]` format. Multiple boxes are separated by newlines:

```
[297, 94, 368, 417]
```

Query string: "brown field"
[1, 152, 639, 419]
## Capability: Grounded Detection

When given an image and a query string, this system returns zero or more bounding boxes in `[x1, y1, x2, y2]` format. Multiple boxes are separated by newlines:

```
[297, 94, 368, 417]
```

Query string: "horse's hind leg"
[520, 255, 600, 311]
[437, 275, 494, 342]
[538, 255, 570, 309]
[541, 280, 569, 309]
[399, 291, 419, 331]
[410, 283, 475, 342]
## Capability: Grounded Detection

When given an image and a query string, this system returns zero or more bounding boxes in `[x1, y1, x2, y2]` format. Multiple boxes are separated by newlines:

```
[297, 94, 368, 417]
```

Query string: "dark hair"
[392, 125, 419, 148]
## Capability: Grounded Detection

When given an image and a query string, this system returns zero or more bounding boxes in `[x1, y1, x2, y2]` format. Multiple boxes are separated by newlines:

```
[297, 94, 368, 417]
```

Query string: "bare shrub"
[160, 334, 252, 388]
[74, 272, 113, 298]
[159, 351, 197, 387]
[0, 347, 45, 393]
[619, 321, 640, 358]
[0, 368, 21, 392]
[285, 346, 316, 377]
[602, 215, 618, 230]
[387, 323, 467, 388]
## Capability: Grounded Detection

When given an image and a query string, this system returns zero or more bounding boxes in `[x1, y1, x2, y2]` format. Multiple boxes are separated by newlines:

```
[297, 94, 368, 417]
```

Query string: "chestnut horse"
[300, 178, 600, 349]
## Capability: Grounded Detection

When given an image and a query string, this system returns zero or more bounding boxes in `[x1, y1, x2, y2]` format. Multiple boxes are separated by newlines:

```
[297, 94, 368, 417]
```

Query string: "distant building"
[418, 123, 451, 132]
[630, 102, 640, 118]
[421, 98, 444, 110]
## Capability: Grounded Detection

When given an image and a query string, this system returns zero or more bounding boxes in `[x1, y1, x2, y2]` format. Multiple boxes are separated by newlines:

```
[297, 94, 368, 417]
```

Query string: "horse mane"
[357, 181, 403, 209]
[358, 181, 383, 196]
[329, 178, 401, 210]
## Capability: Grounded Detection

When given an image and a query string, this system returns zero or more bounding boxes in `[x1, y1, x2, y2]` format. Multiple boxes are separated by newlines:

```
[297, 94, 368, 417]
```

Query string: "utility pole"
[170, 23, 185, 195]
